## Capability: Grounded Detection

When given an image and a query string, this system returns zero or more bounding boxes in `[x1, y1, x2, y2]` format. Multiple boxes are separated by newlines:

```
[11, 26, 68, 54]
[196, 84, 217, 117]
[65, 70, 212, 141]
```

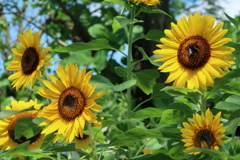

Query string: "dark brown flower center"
[21, 47, 39, 75]
[178, 35, 211, 69]
[8, 112, 41, 144]
[58, 87, 85, 121]
[196, 129, 215, 148]
[76, 134, 89, 140]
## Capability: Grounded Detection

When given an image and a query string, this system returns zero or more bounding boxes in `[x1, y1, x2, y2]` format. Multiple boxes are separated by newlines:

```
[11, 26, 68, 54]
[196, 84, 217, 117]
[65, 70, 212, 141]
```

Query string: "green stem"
[126, 5, 136, 159]
[200, 92, 206, 113]
[135, 138, 153, 156]
[87, 122, 98, 160]
[57, 152, 61, 160]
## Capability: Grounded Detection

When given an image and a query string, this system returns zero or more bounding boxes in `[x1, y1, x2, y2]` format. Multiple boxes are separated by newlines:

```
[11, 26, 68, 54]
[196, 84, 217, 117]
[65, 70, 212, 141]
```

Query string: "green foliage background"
[1, 0, 240, 159]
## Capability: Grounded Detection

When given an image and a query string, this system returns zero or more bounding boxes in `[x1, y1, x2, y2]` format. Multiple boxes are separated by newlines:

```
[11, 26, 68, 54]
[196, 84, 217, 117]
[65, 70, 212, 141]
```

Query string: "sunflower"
[6, 29, 52, 91]
[0, 99, 45, 151]
[38, 63, 105, 144]
[180, 108, 225, 154]
[73, 134, 90, 150]
[153, 12, 235, 90]
[130, 0, 160, 6]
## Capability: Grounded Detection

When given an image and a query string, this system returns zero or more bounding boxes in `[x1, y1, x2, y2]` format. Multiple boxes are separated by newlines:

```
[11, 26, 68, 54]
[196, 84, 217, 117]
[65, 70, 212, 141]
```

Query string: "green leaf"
[215, 101, 240, 111]
[133, 107, 163, 119]
[129, 153, 173, 160]
[109, 128, 162, 147]
[0, 78, 10, 87]
[138, 47, 162, 66]
[224, 12, 239, 28]
[92, 50, 108, 72]
[114, 66, 127, 78]
[112, 79, 136, 91]
[224, 68, 240, 79]
[168, 143, 185, 159]
[143, 29, 165, 43]
[92, 126, 105, 144]
[229, 109, 240, 120]
[112, 16, 141, 33]
[15, 117, 42, 140]
[187, 148, 228, 159]
[62, 50, 91, 66]
[103, 154, 116, 160]
[161, 86, 202, 103]
[151, 83, 170, 99]
[0, 141, 30, 157]
[103, 0, 126, 6]
[133, 69, 160, 95]
[160, 109, 187, 125]
[218, 80, 240, 96]
[90, 75, 114, 92]
[140, 8, 171, 17]
[224, 118, 240, 135]
[53, 39, 114, 52]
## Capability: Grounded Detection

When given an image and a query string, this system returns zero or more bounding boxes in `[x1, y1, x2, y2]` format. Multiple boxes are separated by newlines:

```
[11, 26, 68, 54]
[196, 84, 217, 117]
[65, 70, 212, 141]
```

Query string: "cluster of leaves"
[1, 0, 240, 160]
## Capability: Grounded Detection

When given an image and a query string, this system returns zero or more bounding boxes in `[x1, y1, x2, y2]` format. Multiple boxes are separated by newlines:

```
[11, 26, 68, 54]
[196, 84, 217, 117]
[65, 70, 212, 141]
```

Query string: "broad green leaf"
[88, 24, 112, 39]
[224, 118, 240, 135]
[143, 29, 165, 42]
[129, 153, 173, 160]
[133, 107, 163, 119]
[224, 68, 240, 79]
[61, 50, 91, 66]
[217, 80, 240, 96]
[53, 39, 114, 52]
[15, 117, 42, 140]
[103, 154, 116, 160]
[144, 138, 163, 150]
[109, 128, 162, 147]
[161, 86, 202, 103]
[140, 8, 171, 17]
[133, 69, 160, 95]
[92, 127, 105, 144]
[90, 75, 114, 92]
[160, 109, 185, 125]
[102, 120, 120, 128]
[224, 12, 239, 28]
[215, 101, 240, 111]
[168, 143, 185, 159]
[103, 0, 126, 6]
[151, 83, 170, 99]
[114, 66, 127, 77]
[112, 79, 136, 91]
[158, 126, 182, 140]
[92, 50, 108, 72]
[112, 16, 141, 33]
[0, 141, 30, 157]
[229, 109, 240, 120]
[0, 78, 10, 87]
[138, 47, 162, 66]
[187, 148, 228, 159]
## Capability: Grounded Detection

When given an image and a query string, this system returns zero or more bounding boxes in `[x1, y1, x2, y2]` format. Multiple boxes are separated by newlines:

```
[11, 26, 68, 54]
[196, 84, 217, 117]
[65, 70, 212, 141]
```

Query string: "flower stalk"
[87, 122, 98, 160]
[126, 5, 136, 158]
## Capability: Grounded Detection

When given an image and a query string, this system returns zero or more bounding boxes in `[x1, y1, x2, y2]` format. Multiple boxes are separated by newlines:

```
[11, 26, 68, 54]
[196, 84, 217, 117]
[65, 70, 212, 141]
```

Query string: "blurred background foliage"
[3, 0, 240, 159]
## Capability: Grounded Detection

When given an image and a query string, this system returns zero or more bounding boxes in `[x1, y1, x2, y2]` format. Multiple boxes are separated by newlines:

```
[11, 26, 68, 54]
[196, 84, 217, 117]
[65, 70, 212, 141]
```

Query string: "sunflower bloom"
[0, 100, 45, 151]
[38, 63, 105, 144]
[6, 29, 52, 91]
[153, 12, 235, 90]
[130, 0, 160, 6]
[180, 108, 225, 154]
